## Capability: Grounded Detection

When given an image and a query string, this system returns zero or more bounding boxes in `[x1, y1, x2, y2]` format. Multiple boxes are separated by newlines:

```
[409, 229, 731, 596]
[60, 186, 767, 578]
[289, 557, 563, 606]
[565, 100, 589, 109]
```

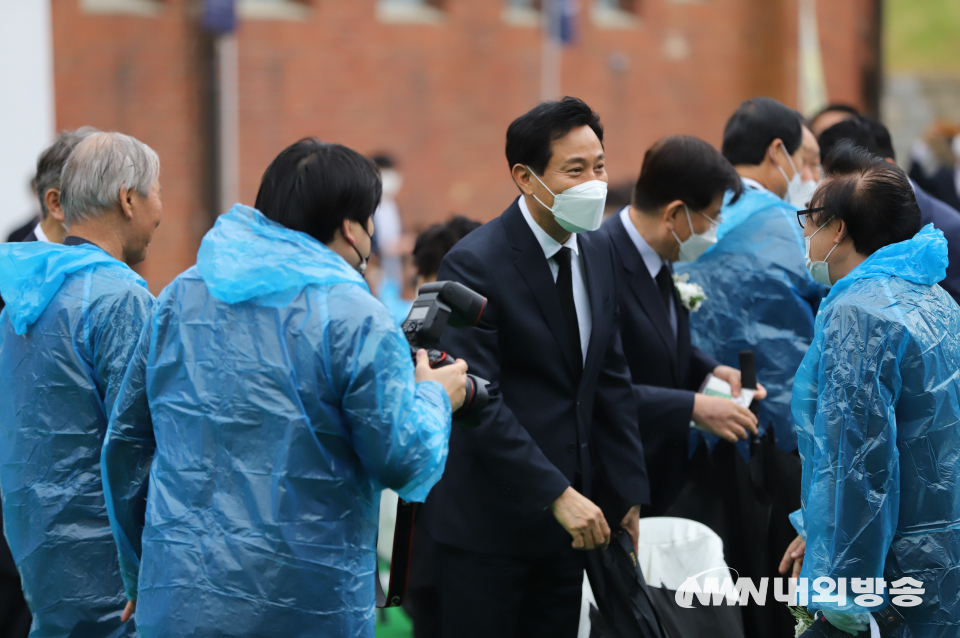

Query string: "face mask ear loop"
[783, 143, 800, 180]
[771, 143, 797, 189]
[349, 221, 372, 276]
[526, 166, 557, 213]
[684, 204, 696, 236]
[823, 232, 844, 263]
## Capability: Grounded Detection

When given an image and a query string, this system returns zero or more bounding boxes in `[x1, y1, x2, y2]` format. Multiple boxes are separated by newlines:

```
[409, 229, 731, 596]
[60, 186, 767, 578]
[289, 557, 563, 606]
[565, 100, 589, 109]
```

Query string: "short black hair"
[812, 103, 860, 121]
[818, 118, 881, 165]
[255, 138, 381, 244]
[371, 154, 396, 170]
[722, 97, 803, 166]
[413, 216, 482, 278]
[863, 117, 895, 161]
[818, 117, 896, 167]
[810, 141, 920, 256]
[633, 136, 742, 214]
[506, 97, 603, 175]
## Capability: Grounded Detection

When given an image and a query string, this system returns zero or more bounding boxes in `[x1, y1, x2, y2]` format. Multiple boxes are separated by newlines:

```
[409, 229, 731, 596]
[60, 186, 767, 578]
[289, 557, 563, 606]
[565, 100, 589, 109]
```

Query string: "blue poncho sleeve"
[795, 300, 902, 614]
[102, 316, 156, 601]
[327, 286, 452, 502]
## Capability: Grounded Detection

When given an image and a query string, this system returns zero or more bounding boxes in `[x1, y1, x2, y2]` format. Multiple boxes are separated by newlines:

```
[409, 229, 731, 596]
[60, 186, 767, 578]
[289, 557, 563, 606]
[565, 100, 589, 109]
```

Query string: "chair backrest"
[637, 516, 732, 589]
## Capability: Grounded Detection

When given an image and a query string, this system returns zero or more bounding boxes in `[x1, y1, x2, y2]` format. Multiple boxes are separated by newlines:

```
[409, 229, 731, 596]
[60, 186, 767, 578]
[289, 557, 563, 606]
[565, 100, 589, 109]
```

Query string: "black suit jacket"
[592, 211, 719, 516]
[424, 198, 649, 557]
[911, 163, 960, 212]
[913, 181, 960, 305]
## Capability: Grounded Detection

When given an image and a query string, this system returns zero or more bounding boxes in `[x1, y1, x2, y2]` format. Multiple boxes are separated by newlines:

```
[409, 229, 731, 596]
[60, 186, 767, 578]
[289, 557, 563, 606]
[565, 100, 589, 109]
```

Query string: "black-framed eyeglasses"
[797, 206, 825, 229]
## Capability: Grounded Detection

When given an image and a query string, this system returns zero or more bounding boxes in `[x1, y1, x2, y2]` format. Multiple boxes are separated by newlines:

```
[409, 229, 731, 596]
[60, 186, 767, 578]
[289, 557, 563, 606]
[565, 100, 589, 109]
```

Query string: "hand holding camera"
[415, 349, 469, 411]
[403, 281, 491, 426]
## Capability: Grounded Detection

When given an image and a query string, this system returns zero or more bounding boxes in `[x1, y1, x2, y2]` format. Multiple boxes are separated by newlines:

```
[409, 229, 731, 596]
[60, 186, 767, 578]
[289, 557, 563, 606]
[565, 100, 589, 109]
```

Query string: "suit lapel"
[503, 200, 580, 377]
[609, 219, 680, 382]
[578, 233, 607, 386]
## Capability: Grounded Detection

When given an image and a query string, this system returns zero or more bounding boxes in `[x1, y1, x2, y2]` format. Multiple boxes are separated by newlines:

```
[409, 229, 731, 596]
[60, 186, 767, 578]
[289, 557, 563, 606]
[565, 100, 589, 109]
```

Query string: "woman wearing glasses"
[780, 141, 960, 637]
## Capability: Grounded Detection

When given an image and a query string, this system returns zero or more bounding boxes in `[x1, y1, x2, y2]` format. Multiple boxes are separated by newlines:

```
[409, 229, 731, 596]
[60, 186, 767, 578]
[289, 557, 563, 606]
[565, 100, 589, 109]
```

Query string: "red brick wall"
[52, 0, 874, 292]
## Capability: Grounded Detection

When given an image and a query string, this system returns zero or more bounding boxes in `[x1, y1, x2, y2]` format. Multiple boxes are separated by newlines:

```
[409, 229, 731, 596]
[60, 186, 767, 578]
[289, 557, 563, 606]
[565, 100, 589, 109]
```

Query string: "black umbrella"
[585, 529, 665, 638]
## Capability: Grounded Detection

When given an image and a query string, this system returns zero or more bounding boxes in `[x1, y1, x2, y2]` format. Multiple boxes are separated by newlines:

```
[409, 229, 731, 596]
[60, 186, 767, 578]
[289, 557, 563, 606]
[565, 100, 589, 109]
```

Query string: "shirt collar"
[32, 222, 50, 243]
[619, 206, 665, 280]
[518, 195, 578, 259]
[740, 176, 769, 193]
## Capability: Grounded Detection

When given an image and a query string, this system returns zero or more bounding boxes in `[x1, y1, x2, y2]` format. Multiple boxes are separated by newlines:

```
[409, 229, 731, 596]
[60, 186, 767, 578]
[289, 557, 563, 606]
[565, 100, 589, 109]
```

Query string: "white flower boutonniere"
[673, 273, 706, 312]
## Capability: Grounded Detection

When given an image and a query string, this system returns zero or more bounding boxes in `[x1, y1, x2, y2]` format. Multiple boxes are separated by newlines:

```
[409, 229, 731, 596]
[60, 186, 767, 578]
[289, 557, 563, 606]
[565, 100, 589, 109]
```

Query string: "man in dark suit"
[820, 117, 960, 305]
[425, 97, 648, 638]
[593, 136, 767, 517]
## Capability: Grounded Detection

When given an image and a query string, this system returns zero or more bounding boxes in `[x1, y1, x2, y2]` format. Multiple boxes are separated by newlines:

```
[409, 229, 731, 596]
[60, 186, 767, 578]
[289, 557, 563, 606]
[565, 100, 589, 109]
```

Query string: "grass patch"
[884, 0, 960, 74]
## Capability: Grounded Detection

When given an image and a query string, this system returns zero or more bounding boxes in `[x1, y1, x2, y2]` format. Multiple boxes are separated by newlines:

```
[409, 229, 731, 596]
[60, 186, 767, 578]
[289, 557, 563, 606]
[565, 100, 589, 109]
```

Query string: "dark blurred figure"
[912, 138, 960, 211]
[412, 216, 482, 288]
[404, 215, 481, 638]
[808, 103, 859, 137]
[5, 219, 37, 244]
[819, 117, 960, 305]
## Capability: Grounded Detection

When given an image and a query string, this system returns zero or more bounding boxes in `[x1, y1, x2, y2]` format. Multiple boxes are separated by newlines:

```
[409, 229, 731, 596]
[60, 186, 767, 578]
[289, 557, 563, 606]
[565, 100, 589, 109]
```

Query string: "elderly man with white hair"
[0, 131, 162, 638]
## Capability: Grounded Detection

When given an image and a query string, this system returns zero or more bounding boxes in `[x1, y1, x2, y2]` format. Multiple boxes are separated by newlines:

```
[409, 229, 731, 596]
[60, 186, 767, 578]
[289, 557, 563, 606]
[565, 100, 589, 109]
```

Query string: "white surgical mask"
[789, 178, 819, 209]
[670, 205, 718, 262]
[804, 216, 841, 286]
[772, 144, 804, 206]
[527, 167, 608, 234]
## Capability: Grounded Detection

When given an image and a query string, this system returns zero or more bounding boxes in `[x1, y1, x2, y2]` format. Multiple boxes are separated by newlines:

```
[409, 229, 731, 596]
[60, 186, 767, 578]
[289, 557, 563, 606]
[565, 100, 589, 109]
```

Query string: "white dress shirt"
[519, 196, 591, 364]
[32, 223, 50, 243]
[619, 207, 677, 335]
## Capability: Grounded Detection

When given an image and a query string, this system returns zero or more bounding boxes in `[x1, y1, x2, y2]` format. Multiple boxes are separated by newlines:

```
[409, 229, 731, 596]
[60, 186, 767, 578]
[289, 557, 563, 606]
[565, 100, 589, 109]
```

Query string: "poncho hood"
[196, 204, 367, 304]
[0, 241, 135, 335]
[821, 224, 947, 315]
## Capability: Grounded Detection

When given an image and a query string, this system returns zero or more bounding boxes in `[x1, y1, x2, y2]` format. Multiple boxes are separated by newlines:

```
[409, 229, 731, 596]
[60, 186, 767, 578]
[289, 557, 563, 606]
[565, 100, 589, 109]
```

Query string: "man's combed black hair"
[721, 97, 804, 166]
[413, 215, 482, 278]
[255, 138, 382, 244]
[812, 103, 860, 121]
[810, 141, 920, 256]
[506, 97, 603, 175]
[633, 136, 742, 214]
[818, 117, 897, 168]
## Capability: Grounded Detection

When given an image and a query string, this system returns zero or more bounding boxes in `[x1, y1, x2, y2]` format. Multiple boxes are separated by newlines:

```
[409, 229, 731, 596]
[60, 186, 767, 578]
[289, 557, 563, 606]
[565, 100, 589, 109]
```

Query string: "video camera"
[401, 281, 490, 427]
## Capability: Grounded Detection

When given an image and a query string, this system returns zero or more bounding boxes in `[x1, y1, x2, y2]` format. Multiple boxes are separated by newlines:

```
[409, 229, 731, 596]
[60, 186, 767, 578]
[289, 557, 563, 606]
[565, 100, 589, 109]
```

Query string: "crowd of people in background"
[2, 95, 960, 638]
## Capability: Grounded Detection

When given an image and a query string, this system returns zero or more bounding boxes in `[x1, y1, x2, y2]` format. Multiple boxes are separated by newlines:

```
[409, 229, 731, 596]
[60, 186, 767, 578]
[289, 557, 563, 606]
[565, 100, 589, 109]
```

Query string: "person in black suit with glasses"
[593, 136, 767, 517]
[423, 97, 649, 638]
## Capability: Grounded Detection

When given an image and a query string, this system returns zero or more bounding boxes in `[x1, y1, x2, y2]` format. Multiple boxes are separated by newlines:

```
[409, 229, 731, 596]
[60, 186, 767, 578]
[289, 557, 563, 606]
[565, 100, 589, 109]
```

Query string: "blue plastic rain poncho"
[790, 225, 960, 637]
[101, 205, 452, 638]
[0, 240, 154, 638]
[675, 180, 827, 453]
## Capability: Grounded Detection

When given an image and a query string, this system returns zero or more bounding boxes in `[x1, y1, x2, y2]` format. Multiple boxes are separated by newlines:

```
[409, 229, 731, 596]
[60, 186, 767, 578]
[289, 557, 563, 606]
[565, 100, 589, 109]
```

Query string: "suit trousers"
[434, 540, 585, 638]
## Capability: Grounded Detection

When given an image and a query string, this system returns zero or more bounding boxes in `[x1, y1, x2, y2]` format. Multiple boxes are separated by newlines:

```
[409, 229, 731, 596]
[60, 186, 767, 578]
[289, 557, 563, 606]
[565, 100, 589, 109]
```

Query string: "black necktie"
[554, 247, 583, 370]
[655, 264, 674, 315]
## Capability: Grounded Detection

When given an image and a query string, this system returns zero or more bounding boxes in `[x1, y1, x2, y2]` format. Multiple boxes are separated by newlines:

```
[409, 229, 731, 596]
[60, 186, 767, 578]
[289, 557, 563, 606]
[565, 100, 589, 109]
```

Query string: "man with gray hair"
[0, 131, 161, 637]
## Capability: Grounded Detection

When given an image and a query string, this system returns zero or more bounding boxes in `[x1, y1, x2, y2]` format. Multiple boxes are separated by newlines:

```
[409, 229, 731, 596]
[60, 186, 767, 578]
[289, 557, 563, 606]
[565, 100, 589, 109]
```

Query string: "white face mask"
[804, 216, 841, 286]
[789, 178, 819, 209]
[952, 135, 960, 162]
[771, 144, 804, 206]
[527, 167, 608, 234]
[670, 205, 718, 262]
